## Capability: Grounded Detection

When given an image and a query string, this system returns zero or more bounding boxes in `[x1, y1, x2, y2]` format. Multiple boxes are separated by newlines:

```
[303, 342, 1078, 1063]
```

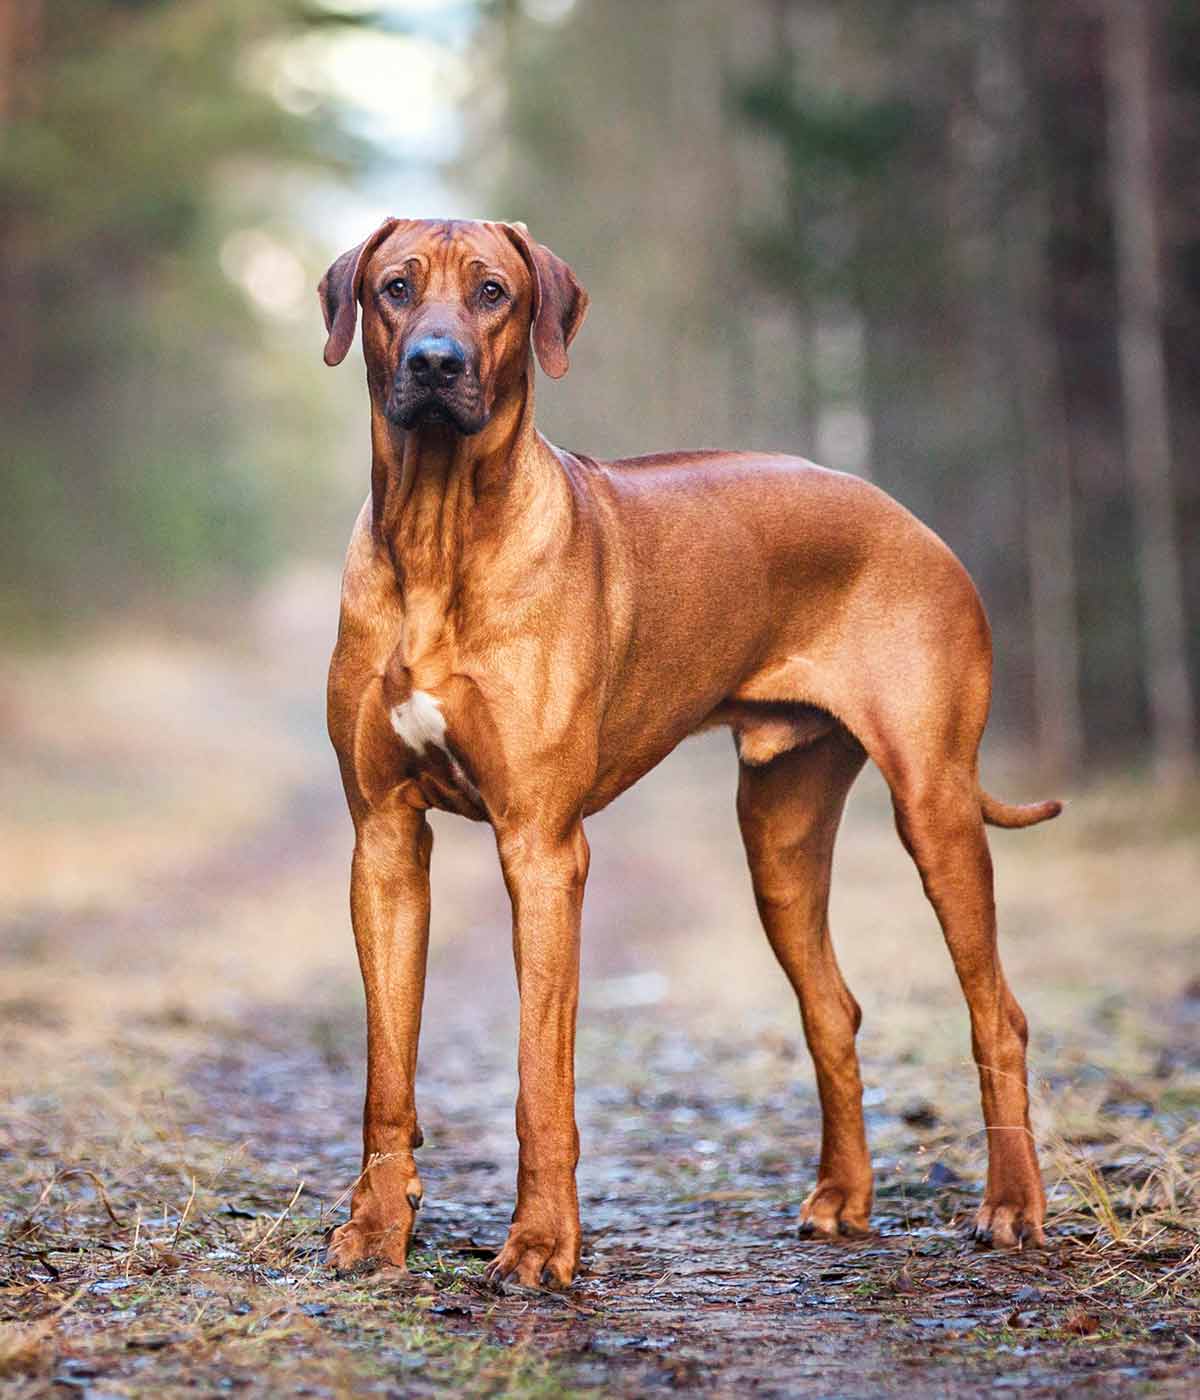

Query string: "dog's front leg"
[486, 821, 589, 1288]
[328, 805, 432, 1272]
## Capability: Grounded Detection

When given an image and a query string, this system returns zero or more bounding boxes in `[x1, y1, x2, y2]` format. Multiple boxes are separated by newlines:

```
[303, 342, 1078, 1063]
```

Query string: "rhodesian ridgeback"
[318, 218, 1061, 1287]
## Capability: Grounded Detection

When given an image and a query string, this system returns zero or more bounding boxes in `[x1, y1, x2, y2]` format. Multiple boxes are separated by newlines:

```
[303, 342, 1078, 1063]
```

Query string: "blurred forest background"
[3, 0, 1198, 781]
[3, 8, 1199, 1390]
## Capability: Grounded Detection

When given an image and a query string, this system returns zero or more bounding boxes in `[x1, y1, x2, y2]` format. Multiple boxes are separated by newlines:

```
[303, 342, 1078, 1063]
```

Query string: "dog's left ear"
[318, 217, 402, 366]
[501, 223, 589, 379]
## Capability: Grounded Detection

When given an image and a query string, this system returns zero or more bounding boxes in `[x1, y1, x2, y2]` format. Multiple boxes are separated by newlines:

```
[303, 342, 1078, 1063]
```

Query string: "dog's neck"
[368, 368, 572, 608]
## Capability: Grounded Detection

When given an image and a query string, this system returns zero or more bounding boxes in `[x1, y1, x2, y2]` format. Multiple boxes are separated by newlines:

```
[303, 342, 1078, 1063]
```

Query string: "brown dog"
[318, 218, 1060, 1287]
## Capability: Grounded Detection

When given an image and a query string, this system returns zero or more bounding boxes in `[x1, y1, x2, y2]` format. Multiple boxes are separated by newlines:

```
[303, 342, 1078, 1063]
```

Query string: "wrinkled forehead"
[369, 219, 527, 286]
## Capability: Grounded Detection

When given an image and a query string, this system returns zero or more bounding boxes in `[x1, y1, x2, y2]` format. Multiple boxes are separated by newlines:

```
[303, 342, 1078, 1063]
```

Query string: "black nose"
[406, 335, 467, 389]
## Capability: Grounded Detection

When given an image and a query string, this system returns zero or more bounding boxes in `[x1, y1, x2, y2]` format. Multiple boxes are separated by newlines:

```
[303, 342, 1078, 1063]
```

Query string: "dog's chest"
[389, 688, 448, 755]
[403, 699, 479, 809]
[375, 619, 488, 817]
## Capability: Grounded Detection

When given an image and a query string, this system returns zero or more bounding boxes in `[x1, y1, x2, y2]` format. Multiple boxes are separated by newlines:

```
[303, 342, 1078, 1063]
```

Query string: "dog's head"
[318, 219, 588, 436]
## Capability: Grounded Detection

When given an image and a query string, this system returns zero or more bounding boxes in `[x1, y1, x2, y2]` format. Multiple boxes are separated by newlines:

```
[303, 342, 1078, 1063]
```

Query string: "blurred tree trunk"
[0, 0, 42, 407]
[0, 0, 40, 118]
[992, 0, 1084, 783]
[1010, 182, 1085, 784]
[1102, 0, 1196, 778]
[771, 0, 820, 451]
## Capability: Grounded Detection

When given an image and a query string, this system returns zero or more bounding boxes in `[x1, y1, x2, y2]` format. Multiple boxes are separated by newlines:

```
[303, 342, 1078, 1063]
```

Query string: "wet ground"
[1, 579, 1198, 1396]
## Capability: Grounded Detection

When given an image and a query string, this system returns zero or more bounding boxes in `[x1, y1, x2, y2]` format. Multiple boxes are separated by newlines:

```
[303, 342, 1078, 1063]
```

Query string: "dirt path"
[174, 963, 1198, 1399]
[2, 609, 1198, 1396]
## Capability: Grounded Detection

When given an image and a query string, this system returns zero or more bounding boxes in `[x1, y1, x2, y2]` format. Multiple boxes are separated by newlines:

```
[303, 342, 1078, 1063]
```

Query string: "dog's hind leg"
[736, 729, 872, 1238]
[887, 763, 1046, 1247]
[833, 558, 1047, 1246]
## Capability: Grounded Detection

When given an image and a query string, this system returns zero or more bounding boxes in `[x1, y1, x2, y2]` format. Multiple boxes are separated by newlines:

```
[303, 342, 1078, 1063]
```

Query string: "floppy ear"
[318, 218, 401, 366]
[501, 223, 589, 379]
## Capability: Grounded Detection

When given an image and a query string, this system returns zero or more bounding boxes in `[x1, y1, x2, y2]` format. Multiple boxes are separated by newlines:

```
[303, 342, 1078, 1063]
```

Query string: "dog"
[317, 217, 1061, 1288]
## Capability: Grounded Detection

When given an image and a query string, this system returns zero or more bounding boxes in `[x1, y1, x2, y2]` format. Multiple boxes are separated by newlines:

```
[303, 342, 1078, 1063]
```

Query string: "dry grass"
[0, 1009, 593, 1396]
[0, 1322, 51, 1379]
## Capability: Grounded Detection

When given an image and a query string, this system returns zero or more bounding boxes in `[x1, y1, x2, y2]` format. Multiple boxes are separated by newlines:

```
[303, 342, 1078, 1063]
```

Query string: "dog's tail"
[980, 790, 1064, 829]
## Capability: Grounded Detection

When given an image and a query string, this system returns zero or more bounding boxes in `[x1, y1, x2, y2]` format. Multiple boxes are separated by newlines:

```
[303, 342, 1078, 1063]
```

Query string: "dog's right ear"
[318, 218, 402, 366]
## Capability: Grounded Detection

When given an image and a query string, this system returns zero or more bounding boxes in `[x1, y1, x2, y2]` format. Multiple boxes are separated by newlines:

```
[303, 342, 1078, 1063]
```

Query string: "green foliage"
[0, 0, 368, 624]
[732, 63, 911, 300]
[736, 72, 910, 181]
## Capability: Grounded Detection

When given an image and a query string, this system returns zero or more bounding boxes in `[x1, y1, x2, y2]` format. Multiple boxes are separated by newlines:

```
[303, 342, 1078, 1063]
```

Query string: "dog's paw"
[327, 1219, 390, 1274]
[798, 1181, 872, 1240]
[326, 1169, 423, 1274]
[484, 1217, 580, 1290]
[972, 1200, 1045, 1250]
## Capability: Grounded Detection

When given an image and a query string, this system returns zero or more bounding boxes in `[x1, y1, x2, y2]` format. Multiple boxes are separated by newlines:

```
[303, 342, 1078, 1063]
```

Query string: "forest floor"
[1, 570, 1198, 1398]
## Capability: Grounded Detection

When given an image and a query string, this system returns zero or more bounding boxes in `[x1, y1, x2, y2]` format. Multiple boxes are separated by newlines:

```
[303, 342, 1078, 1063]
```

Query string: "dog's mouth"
[406, 402, 457, 429]
[387, 385, 488, 437]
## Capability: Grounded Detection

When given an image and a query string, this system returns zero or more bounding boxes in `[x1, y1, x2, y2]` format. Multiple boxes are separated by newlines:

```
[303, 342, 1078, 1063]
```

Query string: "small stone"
[901, 1100, 939, 1128]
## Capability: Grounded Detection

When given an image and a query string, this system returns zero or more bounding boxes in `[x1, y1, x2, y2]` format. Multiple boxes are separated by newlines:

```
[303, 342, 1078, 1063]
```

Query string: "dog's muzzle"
[388, 334, 488, 434]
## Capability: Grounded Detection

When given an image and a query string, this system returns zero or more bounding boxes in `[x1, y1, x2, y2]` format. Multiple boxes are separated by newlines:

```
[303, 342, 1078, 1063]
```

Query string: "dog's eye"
[480, 280, 505, 305]
[385, 278, 409, 303]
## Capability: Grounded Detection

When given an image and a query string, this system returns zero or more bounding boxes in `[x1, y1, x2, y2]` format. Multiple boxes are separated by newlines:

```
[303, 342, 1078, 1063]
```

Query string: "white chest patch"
[390, 690, 448, 755]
